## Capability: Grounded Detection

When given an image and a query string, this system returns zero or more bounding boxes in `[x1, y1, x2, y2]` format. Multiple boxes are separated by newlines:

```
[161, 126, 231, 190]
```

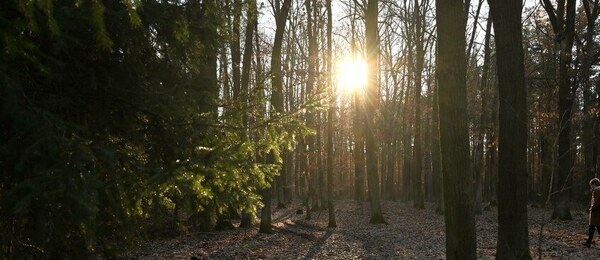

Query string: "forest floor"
[131, 200, 600, 259]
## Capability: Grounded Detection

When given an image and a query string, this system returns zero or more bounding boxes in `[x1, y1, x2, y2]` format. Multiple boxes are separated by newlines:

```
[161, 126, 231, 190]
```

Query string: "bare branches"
[540, 0, 559, 34]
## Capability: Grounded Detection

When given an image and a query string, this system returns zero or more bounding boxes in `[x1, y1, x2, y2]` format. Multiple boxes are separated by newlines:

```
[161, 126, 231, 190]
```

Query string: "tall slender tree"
[351, 4, 366, 203]
[239, 0, 258, 229]
[304, 0, 319, 216]
[260, 0, 293, 234]
[326, 0, 337, 228]
[231, 0, 242, 99]
[412, 0, 428, 209]
[474, 17, 492, 213]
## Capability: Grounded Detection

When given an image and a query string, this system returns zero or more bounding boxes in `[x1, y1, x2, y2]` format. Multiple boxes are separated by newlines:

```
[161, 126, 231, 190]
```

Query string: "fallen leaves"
[130, 200, 600, 259]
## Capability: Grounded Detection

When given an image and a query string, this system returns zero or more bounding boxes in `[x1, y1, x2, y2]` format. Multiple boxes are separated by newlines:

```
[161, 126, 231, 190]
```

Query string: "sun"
[336, 56, 368, 93]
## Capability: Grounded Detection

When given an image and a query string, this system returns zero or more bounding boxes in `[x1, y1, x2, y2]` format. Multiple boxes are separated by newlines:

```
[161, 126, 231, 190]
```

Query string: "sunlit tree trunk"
[435, 0, 477, 258]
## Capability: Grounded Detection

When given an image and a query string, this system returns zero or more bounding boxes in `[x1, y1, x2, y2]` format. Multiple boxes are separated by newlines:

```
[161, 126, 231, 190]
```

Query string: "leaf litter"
[131, 200, 600, 259]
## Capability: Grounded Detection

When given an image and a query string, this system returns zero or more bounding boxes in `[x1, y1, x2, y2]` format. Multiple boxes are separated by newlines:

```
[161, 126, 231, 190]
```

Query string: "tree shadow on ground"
[339, 228, 406, 258]
[303, 229, 334, 259]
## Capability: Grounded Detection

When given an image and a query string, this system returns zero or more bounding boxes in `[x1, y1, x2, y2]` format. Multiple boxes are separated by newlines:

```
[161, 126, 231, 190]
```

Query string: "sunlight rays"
[336, 56, 368, 94]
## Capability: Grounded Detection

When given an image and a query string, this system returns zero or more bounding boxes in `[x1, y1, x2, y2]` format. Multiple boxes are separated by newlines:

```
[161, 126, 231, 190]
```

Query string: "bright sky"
[254, 0, 547, 97]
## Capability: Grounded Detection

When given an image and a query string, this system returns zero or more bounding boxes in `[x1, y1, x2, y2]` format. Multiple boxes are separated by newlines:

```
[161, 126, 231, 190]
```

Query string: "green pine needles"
[0, 0, 311, 257]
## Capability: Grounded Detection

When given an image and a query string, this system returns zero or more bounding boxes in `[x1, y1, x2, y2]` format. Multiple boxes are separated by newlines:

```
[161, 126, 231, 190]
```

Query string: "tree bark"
[198, 0, 219, 119]
[435, 0, 477, 258]
[365, 0, 386, 224]
[488, 0, 532, 258]
[239, 0, 257, 229]
[541, 0, 576, 221]
[431, 78, 443, 214]
[350, 8, 365, 203]
[412, 0, 427, 210]
[260, 0, 292, 234]
[326, 0, 337, 228]
[473, 17, 492, 214]
[581, 0, 599, 182]
[231, 0, 242, 99]
[354, 93, 366, 202]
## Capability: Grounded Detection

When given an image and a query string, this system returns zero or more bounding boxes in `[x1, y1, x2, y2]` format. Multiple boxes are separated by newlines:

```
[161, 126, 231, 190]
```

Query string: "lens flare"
[336, 56, 368, 93]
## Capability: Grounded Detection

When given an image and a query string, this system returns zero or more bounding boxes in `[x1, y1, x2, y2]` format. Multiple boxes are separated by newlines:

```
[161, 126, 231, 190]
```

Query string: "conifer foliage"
[0, 0, 306, 257]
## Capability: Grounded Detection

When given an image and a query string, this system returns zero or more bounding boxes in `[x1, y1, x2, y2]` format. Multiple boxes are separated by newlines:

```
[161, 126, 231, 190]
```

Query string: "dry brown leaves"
[131, 201, 600, 259]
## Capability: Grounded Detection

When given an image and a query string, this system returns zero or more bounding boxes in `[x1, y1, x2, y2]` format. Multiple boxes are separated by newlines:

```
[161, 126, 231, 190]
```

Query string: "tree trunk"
[326, 0, 336, 228]
[488, 0, 532, 258]
[305, 0, 322, 212]
[402, 24, 414, 203]
[198, 1, 219, 119]
[401, 77, 413, 202]
[539, 134, 552, 206]
[317, 122, 325, 210]
[466, 0, 484, 64]
[435, 0, 477, 258]
[260, 0, 292, 234]
[239, 0, 257, 229]
[385, 137, 397, 201]
[230, 0, 242, 99]
[540, 0, 576, 221]
[354, 92, 366, 202]
[412, 0, 427, 210]
[581, 0, 599, 183]
[365, 0, 386, 224]
[431, 81, 443, 214]
[474, 17, 492, 214]
[259, 183, 273, 233]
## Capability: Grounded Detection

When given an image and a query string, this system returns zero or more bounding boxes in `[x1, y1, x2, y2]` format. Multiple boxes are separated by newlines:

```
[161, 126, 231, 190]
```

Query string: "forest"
[1, 0, 600, 258]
